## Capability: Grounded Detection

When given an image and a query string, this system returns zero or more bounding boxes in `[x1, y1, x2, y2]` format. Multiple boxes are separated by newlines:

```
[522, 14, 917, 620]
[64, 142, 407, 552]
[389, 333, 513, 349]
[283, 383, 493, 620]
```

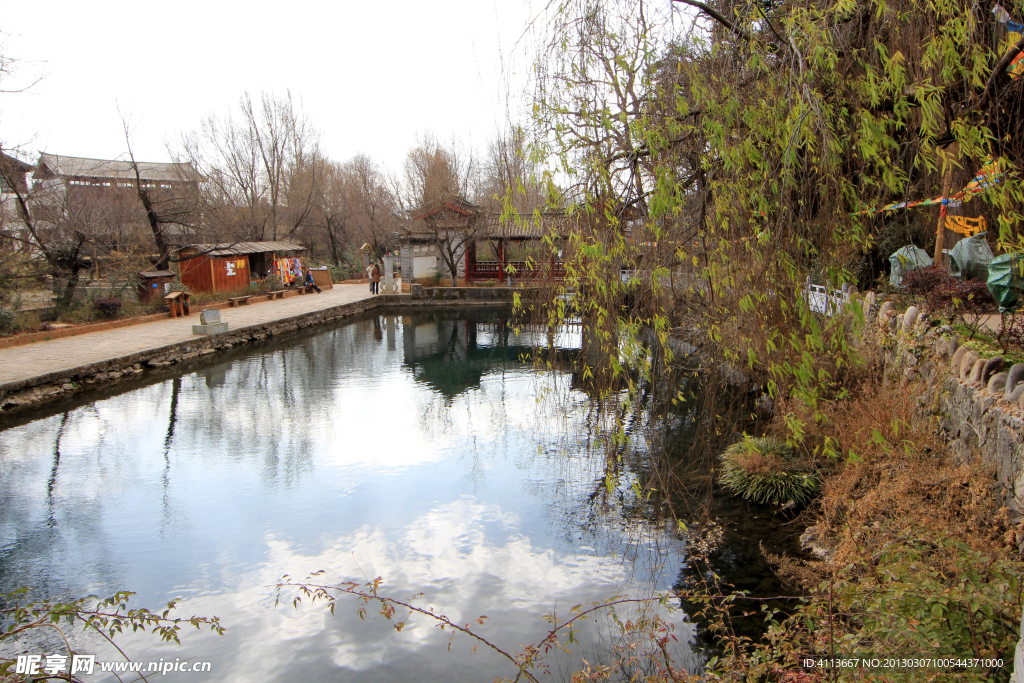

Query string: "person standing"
[370, 262, 382, 294]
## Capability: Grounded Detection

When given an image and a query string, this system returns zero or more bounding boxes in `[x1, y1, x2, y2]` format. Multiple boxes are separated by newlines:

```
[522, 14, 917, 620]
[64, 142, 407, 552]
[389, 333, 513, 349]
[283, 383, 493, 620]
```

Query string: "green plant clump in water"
[719, 437, 818, 506]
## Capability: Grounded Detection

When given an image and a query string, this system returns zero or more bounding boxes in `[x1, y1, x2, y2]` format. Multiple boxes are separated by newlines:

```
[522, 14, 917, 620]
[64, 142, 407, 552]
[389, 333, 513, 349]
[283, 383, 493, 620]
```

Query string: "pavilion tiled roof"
[35, 153, 198, 183]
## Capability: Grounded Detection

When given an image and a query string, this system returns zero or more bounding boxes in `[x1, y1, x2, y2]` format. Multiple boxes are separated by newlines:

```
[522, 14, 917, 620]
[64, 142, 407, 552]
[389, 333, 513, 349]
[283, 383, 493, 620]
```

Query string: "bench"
[266, 290, 286, 300]
[228, 295, 253, 307]
[164, 290, 190, 318]
[296, 285, 314, 294]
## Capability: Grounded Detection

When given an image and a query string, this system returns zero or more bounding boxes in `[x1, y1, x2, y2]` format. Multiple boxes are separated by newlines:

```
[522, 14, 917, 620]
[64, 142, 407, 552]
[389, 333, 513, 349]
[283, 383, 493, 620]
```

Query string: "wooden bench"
[164, 290, 190, 318]
[266, 290, 286, 300]
[296, 285, 313, 294]
[228, 295, 253, 307]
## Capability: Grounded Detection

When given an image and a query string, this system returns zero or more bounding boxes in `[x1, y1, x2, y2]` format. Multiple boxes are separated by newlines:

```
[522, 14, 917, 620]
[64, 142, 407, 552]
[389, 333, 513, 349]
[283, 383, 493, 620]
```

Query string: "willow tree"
[529, 0, 1024, 443]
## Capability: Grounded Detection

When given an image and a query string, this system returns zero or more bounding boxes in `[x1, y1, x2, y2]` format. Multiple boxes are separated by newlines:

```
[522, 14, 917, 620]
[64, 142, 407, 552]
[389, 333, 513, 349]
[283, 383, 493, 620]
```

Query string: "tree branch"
[671, 0, 754, 43]
[981, 33, 1024, 106]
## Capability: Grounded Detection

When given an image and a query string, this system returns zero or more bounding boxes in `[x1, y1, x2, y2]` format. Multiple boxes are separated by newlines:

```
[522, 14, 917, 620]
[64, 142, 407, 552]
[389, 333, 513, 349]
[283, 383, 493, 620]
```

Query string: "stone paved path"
[0, 285, 378, 386]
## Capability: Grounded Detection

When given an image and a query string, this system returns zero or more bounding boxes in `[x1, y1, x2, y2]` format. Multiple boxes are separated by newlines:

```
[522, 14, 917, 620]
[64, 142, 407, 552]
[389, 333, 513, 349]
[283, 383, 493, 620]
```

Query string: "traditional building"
[396, 194, 574, 284]
[31, 153, 201, 249]
[33, 153, 198, 191]
[0, 152, 32, 235]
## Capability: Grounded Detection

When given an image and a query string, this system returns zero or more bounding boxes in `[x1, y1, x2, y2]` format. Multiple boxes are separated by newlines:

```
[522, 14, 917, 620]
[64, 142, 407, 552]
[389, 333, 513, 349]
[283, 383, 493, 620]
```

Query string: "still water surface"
[0, 308, 691, 681]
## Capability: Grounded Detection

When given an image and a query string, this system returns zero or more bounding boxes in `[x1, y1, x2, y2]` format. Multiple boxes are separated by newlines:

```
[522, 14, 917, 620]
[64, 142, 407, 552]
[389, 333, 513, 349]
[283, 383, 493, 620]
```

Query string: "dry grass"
[773, 382, 1022, 588]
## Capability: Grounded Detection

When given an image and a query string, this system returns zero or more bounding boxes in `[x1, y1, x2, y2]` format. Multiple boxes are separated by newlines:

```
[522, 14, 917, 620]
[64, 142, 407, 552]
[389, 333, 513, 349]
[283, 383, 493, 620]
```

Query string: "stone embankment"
[868, 296, 1024, 518]
[847, 293, 1024, 681]
[0, 288, 518, 416]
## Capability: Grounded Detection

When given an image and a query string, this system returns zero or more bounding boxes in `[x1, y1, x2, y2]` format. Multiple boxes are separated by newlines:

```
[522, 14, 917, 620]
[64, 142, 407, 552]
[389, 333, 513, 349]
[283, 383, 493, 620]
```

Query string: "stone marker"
[952, 346, 969, 371]
[982, 356, 1006, 383]
[192, 308, 229, 336]
[1007, 363, 1024, 400]
[988, 372, 1009, 394]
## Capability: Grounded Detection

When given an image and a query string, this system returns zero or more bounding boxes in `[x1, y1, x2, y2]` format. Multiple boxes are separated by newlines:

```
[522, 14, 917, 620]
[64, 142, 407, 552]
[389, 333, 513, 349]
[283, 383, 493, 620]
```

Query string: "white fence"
[803, 279, 853, 317]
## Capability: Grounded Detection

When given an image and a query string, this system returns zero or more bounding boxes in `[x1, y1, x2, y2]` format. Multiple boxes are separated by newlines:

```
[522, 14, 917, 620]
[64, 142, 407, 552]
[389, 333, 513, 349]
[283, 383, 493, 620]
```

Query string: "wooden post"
[498, 239, 505, 283]
[934, 143, 960, 267]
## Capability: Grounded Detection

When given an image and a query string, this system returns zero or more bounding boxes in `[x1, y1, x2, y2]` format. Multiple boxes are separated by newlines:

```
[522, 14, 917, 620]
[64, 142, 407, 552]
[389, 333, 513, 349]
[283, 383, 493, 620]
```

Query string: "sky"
[0, 0, 542, 176]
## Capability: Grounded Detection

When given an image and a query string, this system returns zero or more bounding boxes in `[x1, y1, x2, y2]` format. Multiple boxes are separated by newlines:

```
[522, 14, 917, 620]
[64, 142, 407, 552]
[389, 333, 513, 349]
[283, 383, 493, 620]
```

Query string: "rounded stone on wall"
[987, 372, 1009, 394]
[959, 351, 980, 380]
[903, 306, 919, 331]
[878, 301, 894, 326]
[1005, 363, 1024, 400]
[952, 346, 969, 371]
[968, 358, 987, 385]
[982, 356, 1006, 384]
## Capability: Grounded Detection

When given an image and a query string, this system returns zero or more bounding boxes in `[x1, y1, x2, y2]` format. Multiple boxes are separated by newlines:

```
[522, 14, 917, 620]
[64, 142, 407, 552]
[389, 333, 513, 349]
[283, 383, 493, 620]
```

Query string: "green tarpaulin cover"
[986, 253, 1024, 312]
[949, 232, 994, 281]
[889, 245, 933, 286]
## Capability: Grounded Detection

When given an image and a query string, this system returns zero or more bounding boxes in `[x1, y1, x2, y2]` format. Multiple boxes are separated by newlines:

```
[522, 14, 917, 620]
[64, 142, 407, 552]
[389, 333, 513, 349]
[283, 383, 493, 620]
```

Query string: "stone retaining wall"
[0, 294, 516, 415]
[853, 295, 1024, 681]
[870, 298, 1024, 517]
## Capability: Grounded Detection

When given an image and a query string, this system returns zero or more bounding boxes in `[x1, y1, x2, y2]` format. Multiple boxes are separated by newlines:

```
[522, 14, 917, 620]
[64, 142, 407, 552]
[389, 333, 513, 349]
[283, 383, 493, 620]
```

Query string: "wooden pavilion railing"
[466, 260, 566, 283]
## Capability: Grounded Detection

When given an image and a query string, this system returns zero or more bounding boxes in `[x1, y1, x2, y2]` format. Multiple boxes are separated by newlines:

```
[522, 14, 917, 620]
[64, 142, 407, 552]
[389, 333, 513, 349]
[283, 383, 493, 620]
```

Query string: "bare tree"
[0, 151, 98, 309]
[400, 135, 485, 286]
[347, 154, 399, 259]
[402, 133, 478, 209]
[177, 90, 322, 242]
[308, 159, 352, 265]
[480, 127, 547, 213]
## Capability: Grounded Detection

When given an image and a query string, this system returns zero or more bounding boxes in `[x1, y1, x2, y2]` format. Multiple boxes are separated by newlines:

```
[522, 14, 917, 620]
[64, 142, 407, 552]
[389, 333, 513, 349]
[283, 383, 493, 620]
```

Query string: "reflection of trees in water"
[0, 406, 138, 600]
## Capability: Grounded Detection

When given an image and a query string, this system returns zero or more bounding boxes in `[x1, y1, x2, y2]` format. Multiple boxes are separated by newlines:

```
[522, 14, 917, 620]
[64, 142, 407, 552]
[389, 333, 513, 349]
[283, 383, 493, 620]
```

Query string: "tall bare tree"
[402, 135, 485, 285]
[178, 90, 322, 242]
[480, 127, 548, 213]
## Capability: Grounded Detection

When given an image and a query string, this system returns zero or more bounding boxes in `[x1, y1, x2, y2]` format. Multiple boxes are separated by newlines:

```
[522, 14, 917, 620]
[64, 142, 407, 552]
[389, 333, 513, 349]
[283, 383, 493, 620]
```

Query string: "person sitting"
[304, 269, 322, 294]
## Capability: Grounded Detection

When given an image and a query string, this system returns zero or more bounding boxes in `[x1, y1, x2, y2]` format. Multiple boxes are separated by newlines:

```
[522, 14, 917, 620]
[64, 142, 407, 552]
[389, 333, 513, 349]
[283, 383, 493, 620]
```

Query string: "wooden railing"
[466, 261, 565, 282]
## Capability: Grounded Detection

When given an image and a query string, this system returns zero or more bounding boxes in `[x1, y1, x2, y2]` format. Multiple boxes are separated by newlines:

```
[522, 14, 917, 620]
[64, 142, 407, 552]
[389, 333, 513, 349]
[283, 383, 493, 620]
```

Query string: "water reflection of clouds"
[106, 496, 653, 681]
[0, 312, 689, 681]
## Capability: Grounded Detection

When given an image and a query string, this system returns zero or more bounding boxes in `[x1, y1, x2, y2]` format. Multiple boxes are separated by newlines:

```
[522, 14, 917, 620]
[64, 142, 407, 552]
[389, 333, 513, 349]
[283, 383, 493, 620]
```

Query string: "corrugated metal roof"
[178, 241, 306, 256]
[36, 153, 198, 183]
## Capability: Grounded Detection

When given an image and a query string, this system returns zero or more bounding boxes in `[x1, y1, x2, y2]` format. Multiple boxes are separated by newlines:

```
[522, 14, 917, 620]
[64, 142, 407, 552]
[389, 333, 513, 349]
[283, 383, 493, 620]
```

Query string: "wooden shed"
[137, 268, 176, 303]
[174, 241, 305, 294]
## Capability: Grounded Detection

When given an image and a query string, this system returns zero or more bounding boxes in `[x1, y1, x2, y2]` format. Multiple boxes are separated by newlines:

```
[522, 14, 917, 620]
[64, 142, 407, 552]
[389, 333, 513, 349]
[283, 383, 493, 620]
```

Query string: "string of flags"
[993, 4, 1024, 76]
[853, 9, 1021, 217]
[853, 159, 1004, 215]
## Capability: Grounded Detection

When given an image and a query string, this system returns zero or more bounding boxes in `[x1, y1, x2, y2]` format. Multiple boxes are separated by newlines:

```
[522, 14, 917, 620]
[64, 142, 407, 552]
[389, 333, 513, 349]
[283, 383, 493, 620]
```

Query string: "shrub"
[92, 297, 123, 319]
[0, 308, 18, 336]
[719, 436, 818, 506]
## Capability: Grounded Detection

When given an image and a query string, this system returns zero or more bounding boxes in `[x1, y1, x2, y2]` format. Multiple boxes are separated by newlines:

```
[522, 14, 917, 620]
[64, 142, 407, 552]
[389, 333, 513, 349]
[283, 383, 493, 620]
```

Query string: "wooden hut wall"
[178, 253, 251, 293]
[210, 256, 250, 292]
[178, 253, 213, 292]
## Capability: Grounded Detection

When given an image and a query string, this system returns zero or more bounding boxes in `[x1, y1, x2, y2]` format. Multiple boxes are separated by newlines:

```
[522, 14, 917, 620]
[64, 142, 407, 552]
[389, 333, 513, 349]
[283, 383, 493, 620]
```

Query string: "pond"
[0, 308, 699, 682]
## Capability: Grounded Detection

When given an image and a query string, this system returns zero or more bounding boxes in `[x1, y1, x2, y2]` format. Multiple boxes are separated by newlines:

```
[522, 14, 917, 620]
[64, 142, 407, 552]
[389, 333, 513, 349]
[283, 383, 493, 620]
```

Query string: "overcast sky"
[0, 0, 540, 175]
